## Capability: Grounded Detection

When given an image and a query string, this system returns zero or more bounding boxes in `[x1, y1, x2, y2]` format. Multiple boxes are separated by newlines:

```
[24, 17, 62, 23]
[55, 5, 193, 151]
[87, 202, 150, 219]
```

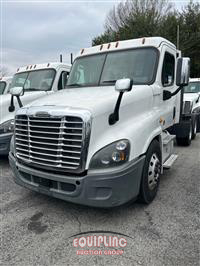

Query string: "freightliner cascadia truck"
[9, 37, 190, 207]
[0, 62, 71, 155]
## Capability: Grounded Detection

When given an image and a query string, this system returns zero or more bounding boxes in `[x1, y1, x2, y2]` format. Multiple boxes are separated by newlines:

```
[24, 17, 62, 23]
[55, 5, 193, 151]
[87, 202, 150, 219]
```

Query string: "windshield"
[184, 82, 200, 93]
[67, 48, 158, 87]
[0, 81, 6, 94]
[10, 69, 56, 91]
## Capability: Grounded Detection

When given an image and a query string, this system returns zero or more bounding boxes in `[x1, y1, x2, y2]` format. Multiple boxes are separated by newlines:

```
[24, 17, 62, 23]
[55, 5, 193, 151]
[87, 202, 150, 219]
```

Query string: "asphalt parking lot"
[1, 136, 200, 266]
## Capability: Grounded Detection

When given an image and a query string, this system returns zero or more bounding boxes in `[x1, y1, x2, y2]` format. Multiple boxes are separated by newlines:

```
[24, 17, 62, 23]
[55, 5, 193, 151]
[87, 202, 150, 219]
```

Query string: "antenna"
[177, 25, 180, 50]
[70, 53, 73, 64]
[60, 54, 63, 63]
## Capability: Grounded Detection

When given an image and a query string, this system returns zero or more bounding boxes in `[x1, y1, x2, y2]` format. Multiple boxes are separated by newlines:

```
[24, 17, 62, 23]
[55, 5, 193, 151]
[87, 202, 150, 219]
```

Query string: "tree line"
[92, 0, 200, 77]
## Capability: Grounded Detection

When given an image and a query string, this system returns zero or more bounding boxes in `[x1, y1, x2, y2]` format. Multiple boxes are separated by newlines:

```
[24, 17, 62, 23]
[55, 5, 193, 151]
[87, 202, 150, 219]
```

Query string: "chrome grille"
[15, 114, 89, 173]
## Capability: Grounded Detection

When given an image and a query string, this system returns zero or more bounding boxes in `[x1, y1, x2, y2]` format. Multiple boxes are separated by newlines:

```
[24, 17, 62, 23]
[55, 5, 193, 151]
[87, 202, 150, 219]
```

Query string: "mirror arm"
[109, 91, 124, 125]
[171, 85, 183, 97]
[8, 95, 15, 112]
[163, 85, 184, 101]
[16, 96, 23, 108]
[8, 95, 23, 112]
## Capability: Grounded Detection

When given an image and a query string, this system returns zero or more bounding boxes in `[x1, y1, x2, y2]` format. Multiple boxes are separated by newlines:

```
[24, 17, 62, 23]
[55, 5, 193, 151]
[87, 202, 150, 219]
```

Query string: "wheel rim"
[194, 120, 197, 135]
[148, 153, 161, 190]
[189, 124, 192, 140]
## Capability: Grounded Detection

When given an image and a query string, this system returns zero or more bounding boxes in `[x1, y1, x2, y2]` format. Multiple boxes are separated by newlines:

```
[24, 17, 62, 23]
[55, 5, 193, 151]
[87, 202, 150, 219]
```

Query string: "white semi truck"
[0, 62, 71, 155]
[169, 78, 200, 145]
[9, 37, 190, 207]
[0, 76, 12, 95]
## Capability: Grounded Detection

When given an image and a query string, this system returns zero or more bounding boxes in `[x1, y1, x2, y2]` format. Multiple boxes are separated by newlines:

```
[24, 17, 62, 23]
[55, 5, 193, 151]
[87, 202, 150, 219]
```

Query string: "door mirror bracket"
[8, 87, 24, 112]
[109, 79, 133, 125]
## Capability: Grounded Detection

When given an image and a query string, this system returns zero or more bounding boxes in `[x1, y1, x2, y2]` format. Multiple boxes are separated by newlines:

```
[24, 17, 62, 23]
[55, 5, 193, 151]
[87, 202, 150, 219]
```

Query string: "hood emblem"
[35, 111, 51, 118]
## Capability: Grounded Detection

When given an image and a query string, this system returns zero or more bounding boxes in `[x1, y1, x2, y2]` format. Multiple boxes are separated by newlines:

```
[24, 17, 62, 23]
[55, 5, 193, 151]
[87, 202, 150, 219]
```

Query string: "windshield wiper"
[102, 80, 117, 83]
[25, 88, 38, 91]
[67, 83, 82, 87]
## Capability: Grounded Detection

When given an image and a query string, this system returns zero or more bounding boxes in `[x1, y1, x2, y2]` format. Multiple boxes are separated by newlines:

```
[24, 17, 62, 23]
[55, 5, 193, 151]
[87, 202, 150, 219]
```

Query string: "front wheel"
[139, 140, 161, 204]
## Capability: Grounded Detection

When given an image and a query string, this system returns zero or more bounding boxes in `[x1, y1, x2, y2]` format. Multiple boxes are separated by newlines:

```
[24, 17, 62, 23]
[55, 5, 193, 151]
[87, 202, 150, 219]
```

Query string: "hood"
[25, 86, 118, 116]
[184, 93, 200, 103]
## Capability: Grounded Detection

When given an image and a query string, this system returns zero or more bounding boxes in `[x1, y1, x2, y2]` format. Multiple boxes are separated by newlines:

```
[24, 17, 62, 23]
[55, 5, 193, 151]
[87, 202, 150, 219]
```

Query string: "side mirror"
[10, 86, 24, 96]
[109, 78, 133, 125]
[176, 57, 190, 86]
[115, 78, 133, 92]
[8, 87, 23, 112]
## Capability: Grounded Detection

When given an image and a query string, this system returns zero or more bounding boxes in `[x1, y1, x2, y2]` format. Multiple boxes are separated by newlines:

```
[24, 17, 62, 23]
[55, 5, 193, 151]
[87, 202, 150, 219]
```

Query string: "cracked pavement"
[0, 135, 200, 266]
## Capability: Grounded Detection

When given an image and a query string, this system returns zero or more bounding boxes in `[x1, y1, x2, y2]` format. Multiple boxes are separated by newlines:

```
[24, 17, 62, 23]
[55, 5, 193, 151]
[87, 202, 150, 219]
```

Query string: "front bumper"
[0, 133, 12, 155]
[9, 152, 145, 208]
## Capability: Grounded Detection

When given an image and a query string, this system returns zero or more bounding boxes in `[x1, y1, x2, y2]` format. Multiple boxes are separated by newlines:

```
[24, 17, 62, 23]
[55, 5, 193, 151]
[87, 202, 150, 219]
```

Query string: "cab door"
[160, 46, 178, 129]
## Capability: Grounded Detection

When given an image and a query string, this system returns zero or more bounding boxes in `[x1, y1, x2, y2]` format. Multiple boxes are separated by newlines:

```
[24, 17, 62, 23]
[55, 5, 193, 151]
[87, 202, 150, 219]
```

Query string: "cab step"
[163, 154, 178, 169]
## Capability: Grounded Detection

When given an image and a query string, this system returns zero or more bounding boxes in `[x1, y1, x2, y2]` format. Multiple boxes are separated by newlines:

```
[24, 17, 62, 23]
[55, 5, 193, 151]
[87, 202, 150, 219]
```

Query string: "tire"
[192, 118, 197, 140]
[138, 140, 161, 204]
[176, 121, 192, 146]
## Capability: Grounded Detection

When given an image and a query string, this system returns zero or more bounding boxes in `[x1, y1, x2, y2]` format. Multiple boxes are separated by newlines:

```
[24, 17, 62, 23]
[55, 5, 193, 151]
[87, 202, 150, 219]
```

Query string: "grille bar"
[15, 113, 90, 173]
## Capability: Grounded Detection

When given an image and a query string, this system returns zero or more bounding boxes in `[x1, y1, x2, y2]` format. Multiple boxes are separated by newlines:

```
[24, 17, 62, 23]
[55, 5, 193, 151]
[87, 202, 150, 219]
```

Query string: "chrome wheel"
[189, 123, 192, 140]
[194, 120, 197, 135]
[148, 153, 161, 190]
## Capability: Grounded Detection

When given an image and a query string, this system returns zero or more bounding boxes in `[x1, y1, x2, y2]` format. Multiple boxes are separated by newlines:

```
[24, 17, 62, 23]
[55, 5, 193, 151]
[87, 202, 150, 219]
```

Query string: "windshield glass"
[0, 81, 6, 94]
[184, 82, 200, 93]
[67, 48, 158, 87]
[10, 69, 56, 91]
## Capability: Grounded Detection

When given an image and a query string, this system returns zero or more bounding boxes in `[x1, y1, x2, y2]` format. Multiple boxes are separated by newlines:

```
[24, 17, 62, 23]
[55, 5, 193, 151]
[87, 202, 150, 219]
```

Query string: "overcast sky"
[1, 0, 194, 75]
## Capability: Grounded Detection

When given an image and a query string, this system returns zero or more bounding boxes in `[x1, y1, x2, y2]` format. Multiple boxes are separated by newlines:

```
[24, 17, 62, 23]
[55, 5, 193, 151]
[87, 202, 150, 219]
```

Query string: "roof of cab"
[16, 62, 71, 73]
[77, 37, 176, 58]
[190, 78, 200, 82]
[0, 76, 12, 82]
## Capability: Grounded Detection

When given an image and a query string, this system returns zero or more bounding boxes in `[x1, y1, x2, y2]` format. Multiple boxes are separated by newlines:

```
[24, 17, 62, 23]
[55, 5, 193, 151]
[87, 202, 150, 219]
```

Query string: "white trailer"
[0, 62, 71, 155]
[0, 76, 12, 95]
[9, 37, 190, 207]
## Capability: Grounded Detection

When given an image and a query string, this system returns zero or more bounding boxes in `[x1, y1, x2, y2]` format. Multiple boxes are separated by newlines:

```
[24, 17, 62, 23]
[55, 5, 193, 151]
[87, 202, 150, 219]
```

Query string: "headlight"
[0, 119, 14, 134]
[89, 139, 130, 170]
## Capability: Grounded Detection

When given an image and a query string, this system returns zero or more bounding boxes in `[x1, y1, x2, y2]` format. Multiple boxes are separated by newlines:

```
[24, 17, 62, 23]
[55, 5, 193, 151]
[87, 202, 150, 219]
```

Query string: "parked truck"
[170, 78, 200, 146]
[0, 62, 71, 155]
[9, 37, 190, 207]
[0, 76, 12, 95]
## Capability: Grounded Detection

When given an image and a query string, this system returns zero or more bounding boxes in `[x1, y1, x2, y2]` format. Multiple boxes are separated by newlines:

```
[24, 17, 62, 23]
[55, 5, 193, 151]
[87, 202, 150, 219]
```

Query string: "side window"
[58, 71, 69, 90]
[162, 52, 175, 87]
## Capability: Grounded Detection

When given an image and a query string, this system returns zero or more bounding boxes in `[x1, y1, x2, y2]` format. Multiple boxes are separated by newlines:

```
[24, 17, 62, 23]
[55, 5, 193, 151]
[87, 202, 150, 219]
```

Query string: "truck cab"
[0, 62, 71, 155]
[9, 37, 190, 207]
[184, 78, 200, 135]
[0, 76, 12, 95]
[170, 78, 200, 145]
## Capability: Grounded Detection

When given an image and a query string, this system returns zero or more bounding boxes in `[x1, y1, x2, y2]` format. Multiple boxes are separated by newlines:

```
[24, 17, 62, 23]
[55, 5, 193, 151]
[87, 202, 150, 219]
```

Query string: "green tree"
[92, 0, 200, 77]
[178, 1, 200, 77]
[92, 0, 174, 44]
